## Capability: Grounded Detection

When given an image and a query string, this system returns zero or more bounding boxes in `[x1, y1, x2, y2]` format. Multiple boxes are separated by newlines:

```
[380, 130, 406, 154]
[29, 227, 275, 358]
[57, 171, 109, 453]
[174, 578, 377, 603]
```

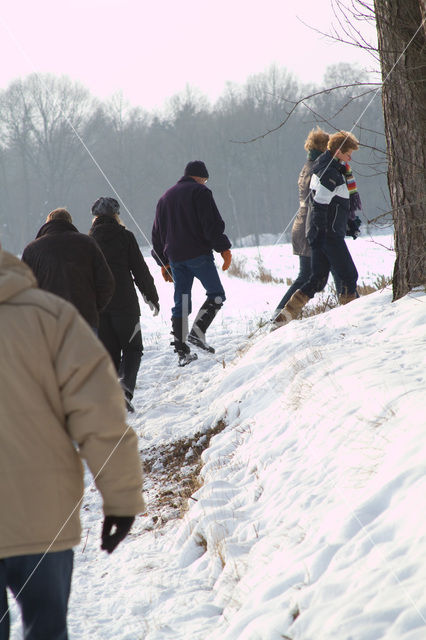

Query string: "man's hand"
[101, 515, 135, 554]
[161, 265, 173, 282]
[221, 250, 232, 271]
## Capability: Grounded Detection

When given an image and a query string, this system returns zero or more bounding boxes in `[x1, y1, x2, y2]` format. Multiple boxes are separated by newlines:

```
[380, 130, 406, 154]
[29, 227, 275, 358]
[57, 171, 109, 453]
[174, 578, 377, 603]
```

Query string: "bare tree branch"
[230, 82, 381, 144]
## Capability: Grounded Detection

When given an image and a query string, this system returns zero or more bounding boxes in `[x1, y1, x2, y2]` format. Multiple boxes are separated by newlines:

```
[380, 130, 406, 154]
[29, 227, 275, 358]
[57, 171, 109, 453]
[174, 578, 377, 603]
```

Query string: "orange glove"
[161, 265, 173, 282]
[221, 249, 232, 271]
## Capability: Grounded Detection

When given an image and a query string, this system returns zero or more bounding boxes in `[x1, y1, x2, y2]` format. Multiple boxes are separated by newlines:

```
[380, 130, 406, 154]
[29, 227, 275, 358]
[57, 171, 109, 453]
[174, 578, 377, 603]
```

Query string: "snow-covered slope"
[10, 234, 426, 640]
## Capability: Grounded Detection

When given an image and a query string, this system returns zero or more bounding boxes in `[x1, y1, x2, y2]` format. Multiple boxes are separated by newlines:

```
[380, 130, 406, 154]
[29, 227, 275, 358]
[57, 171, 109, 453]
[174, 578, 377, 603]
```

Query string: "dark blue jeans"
[301, 236, 358, 299]
[98, 313, 143, 397]
[170, 253, 226, 318]
[0, 550, 73, 640]
[332, 272, 360, 297]
[275, 255, 311, 310]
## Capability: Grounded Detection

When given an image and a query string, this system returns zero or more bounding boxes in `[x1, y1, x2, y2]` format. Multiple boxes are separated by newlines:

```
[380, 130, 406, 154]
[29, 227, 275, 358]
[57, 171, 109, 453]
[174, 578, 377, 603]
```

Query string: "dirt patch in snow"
[139, 420, 227, 530]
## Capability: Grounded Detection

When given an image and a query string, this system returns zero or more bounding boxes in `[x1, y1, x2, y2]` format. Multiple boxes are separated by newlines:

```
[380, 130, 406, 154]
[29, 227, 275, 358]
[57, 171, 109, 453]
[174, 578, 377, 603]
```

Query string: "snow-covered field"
[10, 232, 426, 639]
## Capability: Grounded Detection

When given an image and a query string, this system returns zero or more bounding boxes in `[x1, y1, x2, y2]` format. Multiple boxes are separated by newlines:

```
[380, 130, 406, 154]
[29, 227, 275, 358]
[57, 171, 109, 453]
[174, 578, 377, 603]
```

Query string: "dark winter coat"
[89, 215, 159, 316]
[306, 150, 350, 246]
[21, 220, 115, 328]
[151, 176, 231, 265]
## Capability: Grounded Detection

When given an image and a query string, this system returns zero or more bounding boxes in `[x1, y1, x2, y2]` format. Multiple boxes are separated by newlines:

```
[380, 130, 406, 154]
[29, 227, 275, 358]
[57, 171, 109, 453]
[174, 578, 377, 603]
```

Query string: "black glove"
[101, 515, 135, 554]
[346, 216, 362, 239]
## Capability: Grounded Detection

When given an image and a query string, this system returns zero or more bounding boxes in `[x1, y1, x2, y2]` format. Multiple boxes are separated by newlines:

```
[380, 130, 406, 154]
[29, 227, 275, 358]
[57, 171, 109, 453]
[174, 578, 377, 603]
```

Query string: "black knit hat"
[184, 161, 209, 179]
[91, 197, 120, 217]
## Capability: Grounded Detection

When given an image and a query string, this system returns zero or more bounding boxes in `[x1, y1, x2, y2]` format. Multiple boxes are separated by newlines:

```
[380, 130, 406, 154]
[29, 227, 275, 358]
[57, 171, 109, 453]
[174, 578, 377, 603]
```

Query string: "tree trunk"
[374, 0, 426, 300]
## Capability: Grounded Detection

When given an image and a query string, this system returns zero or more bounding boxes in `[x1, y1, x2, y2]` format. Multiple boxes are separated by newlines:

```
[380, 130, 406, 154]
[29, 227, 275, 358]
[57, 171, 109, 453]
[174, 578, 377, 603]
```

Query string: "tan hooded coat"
[0, 250, 145, 559]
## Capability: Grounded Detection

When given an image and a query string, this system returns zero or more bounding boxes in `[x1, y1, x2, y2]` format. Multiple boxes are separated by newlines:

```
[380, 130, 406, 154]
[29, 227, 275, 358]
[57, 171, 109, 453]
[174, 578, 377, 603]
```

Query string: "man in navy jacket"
[152, 161, 232, 365]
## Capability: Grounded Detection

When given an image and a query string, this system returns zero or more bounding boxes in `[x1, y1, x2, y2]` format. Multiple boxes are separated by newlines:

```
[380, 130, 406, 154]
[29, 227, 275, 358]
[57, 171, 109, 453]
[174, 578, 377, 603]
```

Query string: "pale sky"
[0, 0, 377, 111]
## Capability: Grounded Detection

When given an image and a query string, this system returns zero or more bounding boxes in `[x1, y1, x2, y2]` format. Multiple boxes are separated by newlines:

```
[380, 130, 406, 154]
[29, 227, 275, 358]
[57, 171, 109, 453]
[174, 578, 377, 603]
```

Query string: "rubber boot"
[273, 290, 310, 326]
[188, 299, 223, 353]
[171, 317, 198, 367]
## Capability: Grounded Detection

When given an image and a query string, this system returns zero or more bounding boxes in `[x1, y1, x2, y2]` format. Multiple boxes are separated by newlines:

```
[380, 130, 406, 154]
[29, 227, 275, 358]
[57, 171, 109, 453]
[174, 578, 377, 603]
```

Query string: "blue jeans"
[170, 254, 226, 318]
[0, 550, 73, 640]
[301, 236, 358, 298]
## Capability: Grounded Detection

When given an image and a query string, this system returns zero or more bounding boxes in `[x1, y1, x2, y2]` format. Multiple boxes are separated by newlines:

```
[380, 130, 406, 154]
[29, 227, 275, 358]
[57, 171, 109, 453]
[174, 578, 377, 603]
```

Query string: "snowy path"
[68, 276, 263, 640]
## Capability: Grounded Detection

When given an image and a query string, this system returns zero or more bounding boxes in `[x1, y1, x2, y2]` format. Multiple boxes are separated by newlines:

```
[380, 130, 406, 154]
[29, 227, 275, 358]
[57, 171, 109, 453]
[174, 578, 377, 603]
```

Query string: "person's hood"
[0, 250, 37, 303]
[35, 219, 78, 239]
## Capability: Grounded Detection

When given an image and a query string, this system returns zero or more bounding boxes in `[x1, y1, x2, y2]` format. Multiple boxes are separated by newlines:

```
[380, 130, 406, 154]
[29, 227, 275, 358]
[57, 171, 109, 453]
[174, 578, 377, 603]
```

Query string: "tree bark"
[374, 0, 426, 299]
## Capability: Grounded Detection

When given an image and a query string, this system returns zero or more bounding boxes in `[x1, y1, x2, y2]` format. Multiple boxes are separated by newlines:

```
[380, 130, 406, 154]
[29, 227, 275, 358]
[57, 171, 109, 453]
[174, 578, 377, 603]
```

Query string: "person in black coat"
[89, 197, 159, 412]
[152, 161, 232, 366]
[21, 208, 114, 330]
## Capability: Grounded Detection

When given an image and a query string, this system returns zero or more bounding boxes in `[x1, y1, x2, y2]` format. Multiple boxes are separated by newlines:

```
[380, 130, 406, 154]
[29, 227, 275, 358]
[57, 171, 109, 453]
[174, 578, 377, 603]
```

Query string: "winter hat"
[184, 161, 209, 179]
[91, 197, 120, 217]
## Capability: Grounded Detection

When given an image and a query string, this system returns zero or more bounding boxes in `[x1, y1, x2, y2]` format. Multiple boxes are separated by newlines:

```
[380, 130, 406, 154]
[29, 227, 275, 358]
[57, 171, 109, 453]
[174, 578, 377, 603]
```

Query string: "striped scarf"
[345, 163, 362, 220]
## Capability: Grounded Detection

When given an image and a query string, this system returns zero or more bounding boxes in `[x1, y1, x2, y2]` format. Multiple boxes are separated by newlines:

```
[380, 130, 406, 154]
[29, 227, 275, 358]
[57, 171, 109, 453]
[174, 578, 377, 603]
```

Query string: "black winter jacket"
[306, 150, 350, 245]
[21, 220, 115, 327]
[151, 176, 231, 265]
[90, 216, 159, 316]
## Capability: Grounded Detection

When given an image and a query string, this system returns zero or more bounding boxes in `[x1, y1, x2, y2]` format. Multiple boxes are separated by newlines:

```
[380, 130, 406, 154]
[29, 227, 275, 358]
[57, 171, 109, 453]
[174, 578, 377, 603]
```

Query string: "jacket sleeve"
[128, 232, 159, 305]
[92, 241, 115, 312]
[53, 304, 145, 516]
[298, 164, 311, 215]
[195, 188, 232, 253]
[305, 173, 330, 247]
[151, 202, 167, 266]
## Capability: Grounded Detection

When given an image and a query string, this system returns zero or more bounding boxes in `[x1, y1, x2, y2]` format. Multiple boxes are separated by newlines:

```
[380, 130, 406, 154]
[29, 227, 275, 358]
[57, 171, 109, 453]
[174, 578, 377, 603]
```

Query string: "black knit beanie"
[91, 197, 120, 217]
[184, 161, 209, 179]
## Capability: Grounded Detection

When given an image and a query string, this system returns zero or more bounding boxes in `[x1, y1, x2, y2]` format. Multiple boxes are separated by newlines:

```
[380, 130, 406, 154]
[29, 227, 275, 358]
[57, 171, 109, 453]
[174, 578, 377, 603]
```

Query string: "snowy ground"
[9, 232, 426, 639]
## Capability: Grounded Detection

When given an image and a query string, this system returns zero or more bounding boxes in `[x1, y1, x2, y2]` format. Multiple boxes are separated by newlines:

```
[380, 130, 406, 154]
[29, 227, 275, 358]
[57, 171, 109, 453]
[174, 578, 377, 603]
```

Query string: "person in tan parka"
[0, 246, 145, 640]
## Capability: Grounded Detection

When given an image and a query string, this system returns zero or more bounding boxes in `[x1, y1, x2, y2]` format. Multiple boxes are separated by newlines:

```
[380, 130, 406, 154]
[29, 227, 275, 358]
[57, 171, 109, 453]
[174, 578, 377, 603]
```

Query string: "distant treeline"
[0, 63, 389, 253]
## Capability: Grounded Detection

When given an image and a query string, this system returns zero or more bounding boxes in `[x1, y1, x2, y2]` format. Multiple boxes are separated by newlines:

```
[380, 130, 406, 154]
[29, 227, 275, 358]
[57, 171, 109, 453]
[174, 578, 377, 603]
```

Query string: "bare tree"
[373, 0, 426, 299]
[0, 74, 96, 245]
[326, 0, 425, 298]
